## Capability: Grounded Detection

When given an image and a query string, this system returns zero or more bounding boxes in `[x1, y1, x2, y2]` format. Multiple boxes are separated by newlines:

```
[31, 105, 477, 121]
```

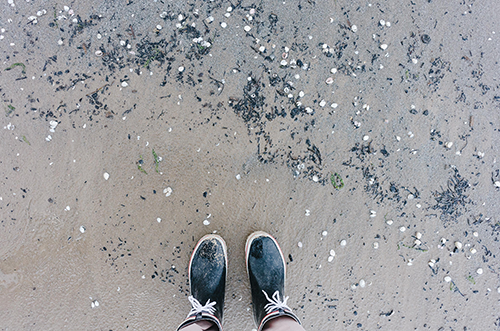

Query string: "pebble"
[65, 206, 71, 211]
[312, 175, 319, 182]
[428, 259, 436, 267]
[476, 268, 483, 275]
[103, 172, 109, 180]
[57, 39, 64, 45]
[330, 68, 337, 74]
[494, 181, 500, 188]
[163, 187, 173, 197]
[79, 226, 86, 233]
[235, 174, 241, 180]
[331, 103, 338, 108]
[259, 45, 266, 52]
[363, 135, 369, 141]
[444, 276, 452, 282]
[473, 231, 479, 237]
[379, 20, 386, 26]
[156, 25, 162, 30]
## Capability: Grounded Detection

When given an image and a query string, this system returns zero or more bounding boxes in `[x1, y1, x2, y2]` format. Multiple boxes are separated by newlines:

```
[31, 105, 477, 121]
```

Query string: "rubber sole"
[188, 234, 228, 287]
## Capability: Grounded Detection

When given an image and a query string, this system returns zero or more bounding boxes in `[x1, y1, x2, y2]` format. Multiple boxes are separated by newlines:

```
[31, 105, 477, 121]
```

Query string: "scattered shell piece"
[380, 44, 388, 50]
[79, 226, 86, 233]
[412, 58, 418, 64]
[203, 220, 210, 226]
[399, 226, 406, 232]
[470, 248, 477, 254]
[386, 219, 393, 225]
[445, 141, 453, 149]
[379, 19, 386, 26]
[178, 66, 184, 72]
[328, 256, 334, 262]
[57, 39, 64, 45]
[305, 107, 313, 114]
[428, 259, 436, 267]
[280, 60, 288, 66]
[220, 22, 227, 28]
[359, 279, 366, 288]
[65, 206, 71, 211]
[298, 242, 303, 248]
[121, 81, 128, 87]
[157, 217, 162, 223]
[326, 77, 334, 85]
[103, 172, 109, 180]
[244, 25, 251, 32]
[259, 45, 265, 52]
[163, 187, 173, 197]
[476, 268, 483, 275]
[312, 175, 319, 182]
[340, 239, 347, 246]
[330, 68, 337, 74]
[363, 135, 369, 141]
[414, 239, 421, 246]
[444, 276, 452, 282]
[440, 238, 447, 244]
[473, 231, 479, 237]
[494, 181, 500, 188]
[331, 103, 338, 108]
[236, 174, 241, 180]
[156, 24, 162, 30]
[416, 232, 422, 239]
[386, 22, 391, 27]
[305, 209, 311, 216]
[95, 50, 103, 56]
[329, 249, 335, 256]
[373, 242, 379, 249]
[454, 241, 463, 250]
[322, 231, 328, 236]
[319, 100, 326, 107]
[351, 25, 358, 32]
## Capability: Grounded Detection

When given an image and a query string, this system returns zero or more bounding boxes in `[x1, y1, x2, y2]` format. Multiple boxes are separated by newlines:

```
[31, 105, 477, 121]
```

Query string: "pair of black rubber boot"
[176, 231, 301, 331]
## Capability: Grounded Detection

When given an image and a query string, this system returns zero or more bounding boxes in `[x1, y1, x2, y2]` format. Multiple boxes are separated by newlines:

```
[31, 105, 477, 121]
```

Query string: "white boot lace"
[262, 290, 291, 313]
[186, 296, 217, 318]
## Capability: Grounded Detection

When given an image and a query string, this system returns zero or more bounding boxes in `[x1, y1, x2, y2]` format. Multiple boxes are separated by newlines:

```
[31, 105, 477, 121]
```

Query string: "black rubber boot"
[246, 231, 301, 331]
[177, 234, 227, 331]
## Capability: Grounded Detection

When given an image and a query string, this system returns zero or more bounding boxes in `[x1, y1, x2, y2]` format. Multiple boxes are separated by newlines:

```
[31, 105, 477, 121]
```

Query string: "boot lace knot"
[262, 290, 291, 314]
[187, 296, 216, 317]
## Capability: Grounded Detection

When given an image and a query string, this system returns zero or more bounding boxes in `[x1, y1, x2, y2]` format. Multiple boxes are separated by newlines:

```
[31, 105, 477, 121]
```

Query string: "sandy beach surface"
[1, 0, 499, 330]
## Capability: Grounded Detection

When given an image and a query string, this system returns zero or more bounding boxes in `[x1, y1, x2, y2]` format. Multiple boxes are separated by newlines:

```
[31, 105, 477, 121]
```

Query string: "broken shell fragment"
[326, 77, 334, 85]
[444, 276, 452, 282]
[454, 241, 463, 250]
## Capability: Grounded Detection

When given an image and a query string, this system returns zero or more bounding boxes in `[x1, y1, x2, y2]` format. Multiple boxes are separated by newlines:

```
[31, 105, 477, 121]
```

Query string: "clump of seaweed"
[432, 168, 470, 224]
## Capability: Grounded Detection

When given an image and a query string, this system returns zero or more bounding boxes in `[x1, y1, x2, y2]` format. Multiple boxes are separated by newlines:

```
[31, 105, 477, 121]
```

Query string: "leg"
[180, 320, 219, 331]
[262, 316, 306, 331]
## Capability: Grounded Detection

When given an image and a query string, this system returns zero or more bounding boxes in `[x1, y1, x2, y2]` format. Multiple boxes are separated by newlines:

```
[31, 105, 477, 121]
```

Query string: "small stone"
[312, 175, 319, 182]
[280, 60, 288, 66]
[79, 226, 86, 233]
[494, 181, 500, 188]
[379, 19, 386, 26]
[156, 24, 162, 30]
[476, 268, 483, 275]
[65, 206, 71, 211]
[386, 22, 391, 27]
[103, 172, 109, 180]
[428, 259, 436, 267]
[259, 45, 266, 52]
[57, 39, 64, 45]
[454, 241, 463, 250]
[412, 58, 418, 64]
[414, 239, 421, 246]
[163, 187, 173, 197]
[331, 103, 338, 108]
[363, 135, 369, 141]
[473, 231, 479, 237]
[444, 276, 452, 282]
[421, 34, 431, 44]
[319, 100, 326, 107]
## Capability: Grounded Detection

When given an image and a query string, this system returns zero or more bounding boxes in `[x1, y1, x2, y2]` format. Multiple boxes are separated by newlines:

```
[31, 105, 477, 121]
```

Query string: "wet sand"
[1, 0, 499, 330]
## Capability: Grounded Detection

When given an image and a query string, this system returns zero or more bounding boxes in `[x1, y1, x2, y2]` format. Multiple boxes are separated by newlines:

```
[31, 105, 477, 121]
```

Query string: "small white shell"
[121, 81, 128, 87]
[416, 232, 422, 239]
[103, 172, 109, 180]
[373, 242, 379, 249]
[322, 231, 328, 236]
[95, 50, 103, 57]
[386, 220, 393, 225]
[340, 240, 347, 246]
[380, 44, 388, 50]
[157, 218, 162, 223]
[470, 248, 477, 254]
[163, 187, 173, 197]
[476, 268, 483, 275]
[359, 279, 366, 288]
[454, 241, 463, 250]
[79, 226, 86, 233]
[328, 255, 334, 262]
[445, 141, 453, 149]
[444, 276, 452, 282]
[399, 226, 406, 232]
[203, 220, 210, 226]
[351, 25, 358, 32]
[298, 242, 303, 248]
[244, 25, 251, 32]
[326, 77, 334, 85]
[329, 249, 335, 256]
